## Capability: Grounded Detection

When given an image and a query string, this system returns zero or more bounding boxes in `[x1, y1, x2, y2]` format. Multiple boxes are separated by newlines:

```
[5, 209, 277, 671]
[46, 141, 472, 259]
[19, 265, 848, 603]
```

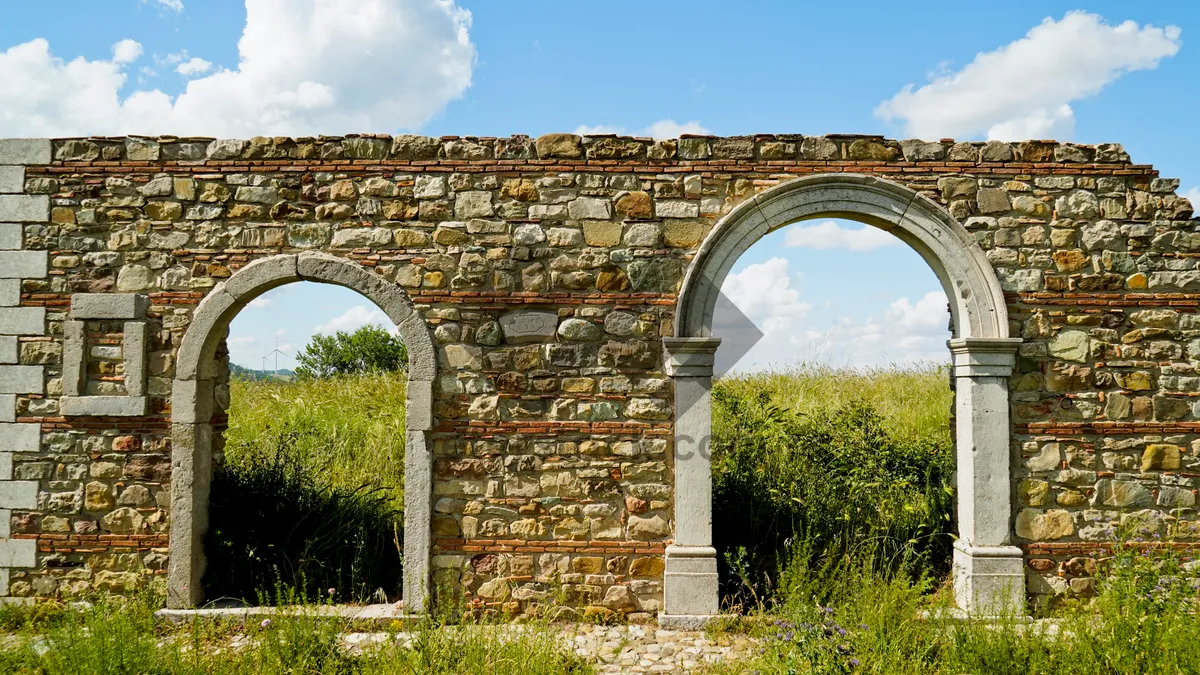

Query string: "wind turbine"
[267, 337, 288, 376]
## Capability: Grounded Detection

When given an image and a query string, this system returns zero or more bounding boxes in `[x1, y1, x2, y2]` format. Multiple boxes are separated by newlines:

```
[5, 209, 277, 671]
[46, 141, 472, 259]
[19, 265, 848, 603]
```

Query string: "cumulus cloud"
[176, 57, 212, 76]
[717, 255, 951, 369]
[573, 119, 711, 139]
[314, 305, 394, 335]
[784, 220, 901, 251]
[247, 296, 272, 309]
[0, 0, 475, 137]
[112, 39, 143, 64]
[875, 11, 1181, 140]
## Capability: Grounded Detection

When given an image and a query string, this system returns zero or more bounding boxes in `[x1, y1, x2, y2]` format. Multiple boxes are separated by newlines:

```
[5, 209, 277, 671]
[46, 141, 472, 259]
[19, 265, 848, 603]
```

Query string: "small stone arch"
[662, 174, 1024, 624]
[167, 252, 437, 611]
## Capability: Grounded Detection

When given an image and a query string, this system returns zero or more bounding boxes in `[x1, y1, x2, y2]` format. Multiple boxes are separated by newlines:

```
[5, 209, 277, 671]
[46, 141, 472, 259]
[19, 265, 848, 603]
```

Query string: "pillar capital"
[663, 337, 722, 377]
[947, 337, 1022, 378]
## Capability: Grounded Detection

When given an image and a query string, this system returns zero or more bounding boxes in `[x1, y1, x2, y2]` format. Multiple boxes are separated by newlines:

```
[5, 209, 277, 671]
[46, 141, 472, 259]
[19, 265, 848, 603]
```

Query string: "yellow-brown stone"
[615, 191, 653, 219]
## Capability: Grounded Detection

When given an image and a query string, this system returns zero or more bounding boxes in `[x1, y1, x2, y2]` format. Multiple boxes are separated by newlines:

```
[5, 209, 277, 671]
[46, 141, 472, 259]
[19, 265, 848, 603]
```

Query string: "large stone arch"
[662, 174, 1023, 624]
[167, 252, 437, 611]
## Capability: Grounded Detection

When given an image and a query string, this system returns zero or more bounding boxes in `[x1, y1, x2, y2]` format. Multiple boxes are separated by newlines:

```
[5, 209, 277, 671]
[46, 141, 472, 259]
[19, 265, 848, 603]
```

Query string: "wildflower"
[837, 627, 847, 636]
[328, 587, 336, 596]
[859, 624, 868, 630]
[850, 658, 860, 667]
[260, 619, 271, 629]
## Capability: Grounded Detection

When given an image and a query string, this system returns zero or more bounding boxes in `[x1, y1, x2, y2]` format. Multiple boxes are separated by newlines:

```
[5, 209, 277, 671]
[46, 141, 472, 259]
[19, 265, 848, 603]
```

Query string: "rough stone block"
[0, 537, 36, 567]
[61, 396, 149, 417]
[0, 481, 36, 510]
[0, 166, 22, 194]
[0, 366, 42, 394]
[0, 195, 48, 223]
[0, 337, 15, 364]
[69, 293, 148, 320]
[0, 423, 39, 452]
[0, 139, 51, 165]
[0, 308, 44, 336]
[0, 252, 47, 279]
[0, 224, 20, 250]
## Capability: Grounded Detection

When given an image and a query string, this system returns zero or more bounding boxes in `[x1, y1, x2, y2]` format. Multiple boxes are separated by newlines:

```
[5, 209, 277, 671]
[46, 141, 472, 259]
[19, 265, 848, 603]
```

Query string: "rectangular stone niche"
[60, 293, 149, 417]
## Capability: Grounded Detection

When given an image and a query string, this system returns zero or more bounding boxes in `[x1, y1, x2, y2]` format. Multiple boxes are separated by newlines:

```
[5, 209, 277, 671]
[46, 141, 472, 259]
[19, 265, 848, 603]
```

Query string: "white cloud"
[228, 335, 258, 347]
[247, 296, 272, 309]
[721, 257, 811, 338]
[314, 304, 394, 335]
[643, 119, 710, 139]
[145, 0, 185, 12]
[0, 0, 475, 137]
[1184, 187, 1200, 215]
[784, 220, 901, 251]
[875, 11, 1181, 140]
[572, 119, 711, 139]
[176, 57, 212, 76]
[112, 39, 143, 65]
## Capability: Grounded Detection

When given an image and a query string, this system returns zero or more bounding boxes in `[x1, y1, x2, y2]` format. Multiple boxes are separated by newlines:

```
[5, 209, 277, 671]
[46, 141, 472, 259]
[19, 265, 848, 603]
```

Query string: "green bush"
[710, 367, 954, 608]
[295, 324, 408, 379]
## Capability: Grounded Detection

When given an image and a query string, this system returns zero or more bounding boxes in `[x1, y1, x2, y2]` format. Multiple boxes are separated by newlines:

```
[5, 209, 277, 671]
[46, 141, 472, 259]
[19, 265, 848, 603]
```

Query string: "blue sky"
[1, 1, 1195, 371]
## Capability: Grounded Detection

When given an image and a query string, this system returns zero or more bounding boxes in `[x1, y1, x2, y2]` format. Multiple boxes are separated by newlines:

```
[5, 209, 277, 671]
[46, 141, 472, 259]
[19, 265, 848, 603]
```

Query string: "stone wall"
[0, 132, 1195, 615]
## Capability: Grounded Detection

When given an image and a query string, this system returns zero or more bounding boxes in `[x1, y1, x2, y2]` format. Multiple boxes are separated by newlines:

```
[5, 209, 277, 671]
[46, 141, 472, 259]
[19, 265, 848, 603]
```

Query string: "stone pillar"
[660, 337, 721, 627]
[0, 139, 50, 599]
[948, 337, 1024, 614]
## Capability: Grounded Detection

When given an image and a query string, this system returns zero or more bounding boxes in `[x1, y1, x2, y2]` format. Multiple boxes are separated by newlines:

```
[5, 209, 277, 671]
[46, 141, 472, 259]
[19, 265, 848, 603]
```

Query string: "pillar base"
[662, 545, 719, 617]
[953, 540, 1025, 616]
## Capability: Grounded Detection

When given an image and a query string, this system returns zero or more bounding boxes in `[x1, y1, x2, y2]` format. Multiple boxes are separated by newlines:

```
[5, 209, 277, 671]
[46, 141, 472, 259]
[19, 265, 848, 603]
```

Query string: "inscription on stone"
[499, 309, 558, 344]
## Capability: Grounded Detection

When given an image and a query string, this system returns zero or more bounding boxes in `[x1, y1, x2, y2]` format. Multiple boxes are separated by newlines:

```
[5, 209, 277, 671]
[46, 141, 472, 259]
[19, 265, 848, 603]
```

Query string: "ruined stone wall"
[0, 132, 1195, 614]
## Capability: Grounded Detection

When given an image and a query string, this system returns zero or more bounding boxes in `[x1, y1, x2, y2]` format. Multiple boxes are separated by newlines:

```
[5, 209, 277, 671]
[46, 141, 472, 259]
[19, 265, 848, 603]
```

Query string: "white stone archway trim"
[168, 252, 436, 612]
[665, 174, 1022, 625]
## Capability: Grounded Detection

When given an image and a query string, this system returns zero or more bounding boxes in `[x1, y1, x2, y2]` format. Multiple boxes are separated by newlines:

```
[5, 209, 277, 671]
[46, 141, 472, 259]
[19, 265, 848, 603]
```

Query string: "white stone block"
[0, 423, 39, 452]
[0, 336, 14, 364]
[0, 366, 43, 394]
[0, 252, 46, 279]
[0, 509, 9, 538]
[70, 293, 148, 320]
[0, 195, 48, 223]
[61, 396, 148, 417]
[0, 307, 45, 334]
[124, 322, 148, 396]
[0, 538, 36, 567]
[0, 481, 36, 510]
[0, 166, 22, 193]
[0, 453, 10, 480]
[0, 395, 14, 423]
[0, 224, 19, 250]
[0, 280, 17, 306]
[0, 139, 52, 165]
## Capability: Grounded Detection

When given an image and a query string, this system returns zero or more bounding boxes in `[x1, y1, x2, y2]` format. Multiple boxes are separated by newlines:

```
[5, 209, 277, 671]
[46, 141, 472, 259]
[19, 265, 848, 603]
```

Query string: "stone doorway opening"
[167, 253, 437, 611]
[662, 174, 1022, 625]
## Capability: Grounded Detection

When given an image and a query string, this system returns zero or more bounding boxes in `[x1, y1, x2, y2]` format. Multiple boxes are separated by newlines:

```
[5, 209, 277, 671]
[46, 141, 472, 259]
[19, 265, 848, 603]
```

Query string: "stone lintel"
[948, 337, 1022, 378]
[70, 293, 148, 320]
[662, 337, 722, 377]
[61, 396, 149, 417]
[0, 252, 47, 280]
[0, 139, 52, 165]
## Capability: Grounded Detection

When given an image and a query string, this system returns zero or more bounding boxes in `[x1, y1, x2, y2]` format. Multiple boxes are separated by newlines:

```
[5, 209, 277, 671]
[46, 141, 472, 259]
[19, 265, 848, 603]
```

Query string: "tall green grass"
[205, 372, 409, 604]
[710, 365, 954, 608]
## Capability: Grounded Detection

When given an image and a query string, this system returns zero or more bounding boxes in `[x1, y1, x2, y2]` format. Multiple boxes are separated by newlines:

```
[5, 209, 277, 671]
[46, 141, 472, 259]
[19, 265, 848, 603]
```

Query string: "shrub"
[295, 324, 408, 379]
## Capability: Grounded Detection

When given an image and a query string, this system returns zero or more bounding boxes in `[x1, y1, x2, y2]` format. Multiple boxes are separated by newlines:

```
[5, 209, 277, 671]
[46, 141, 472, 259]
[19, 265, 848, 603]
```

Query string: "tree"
[295, 324, 408, 379]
